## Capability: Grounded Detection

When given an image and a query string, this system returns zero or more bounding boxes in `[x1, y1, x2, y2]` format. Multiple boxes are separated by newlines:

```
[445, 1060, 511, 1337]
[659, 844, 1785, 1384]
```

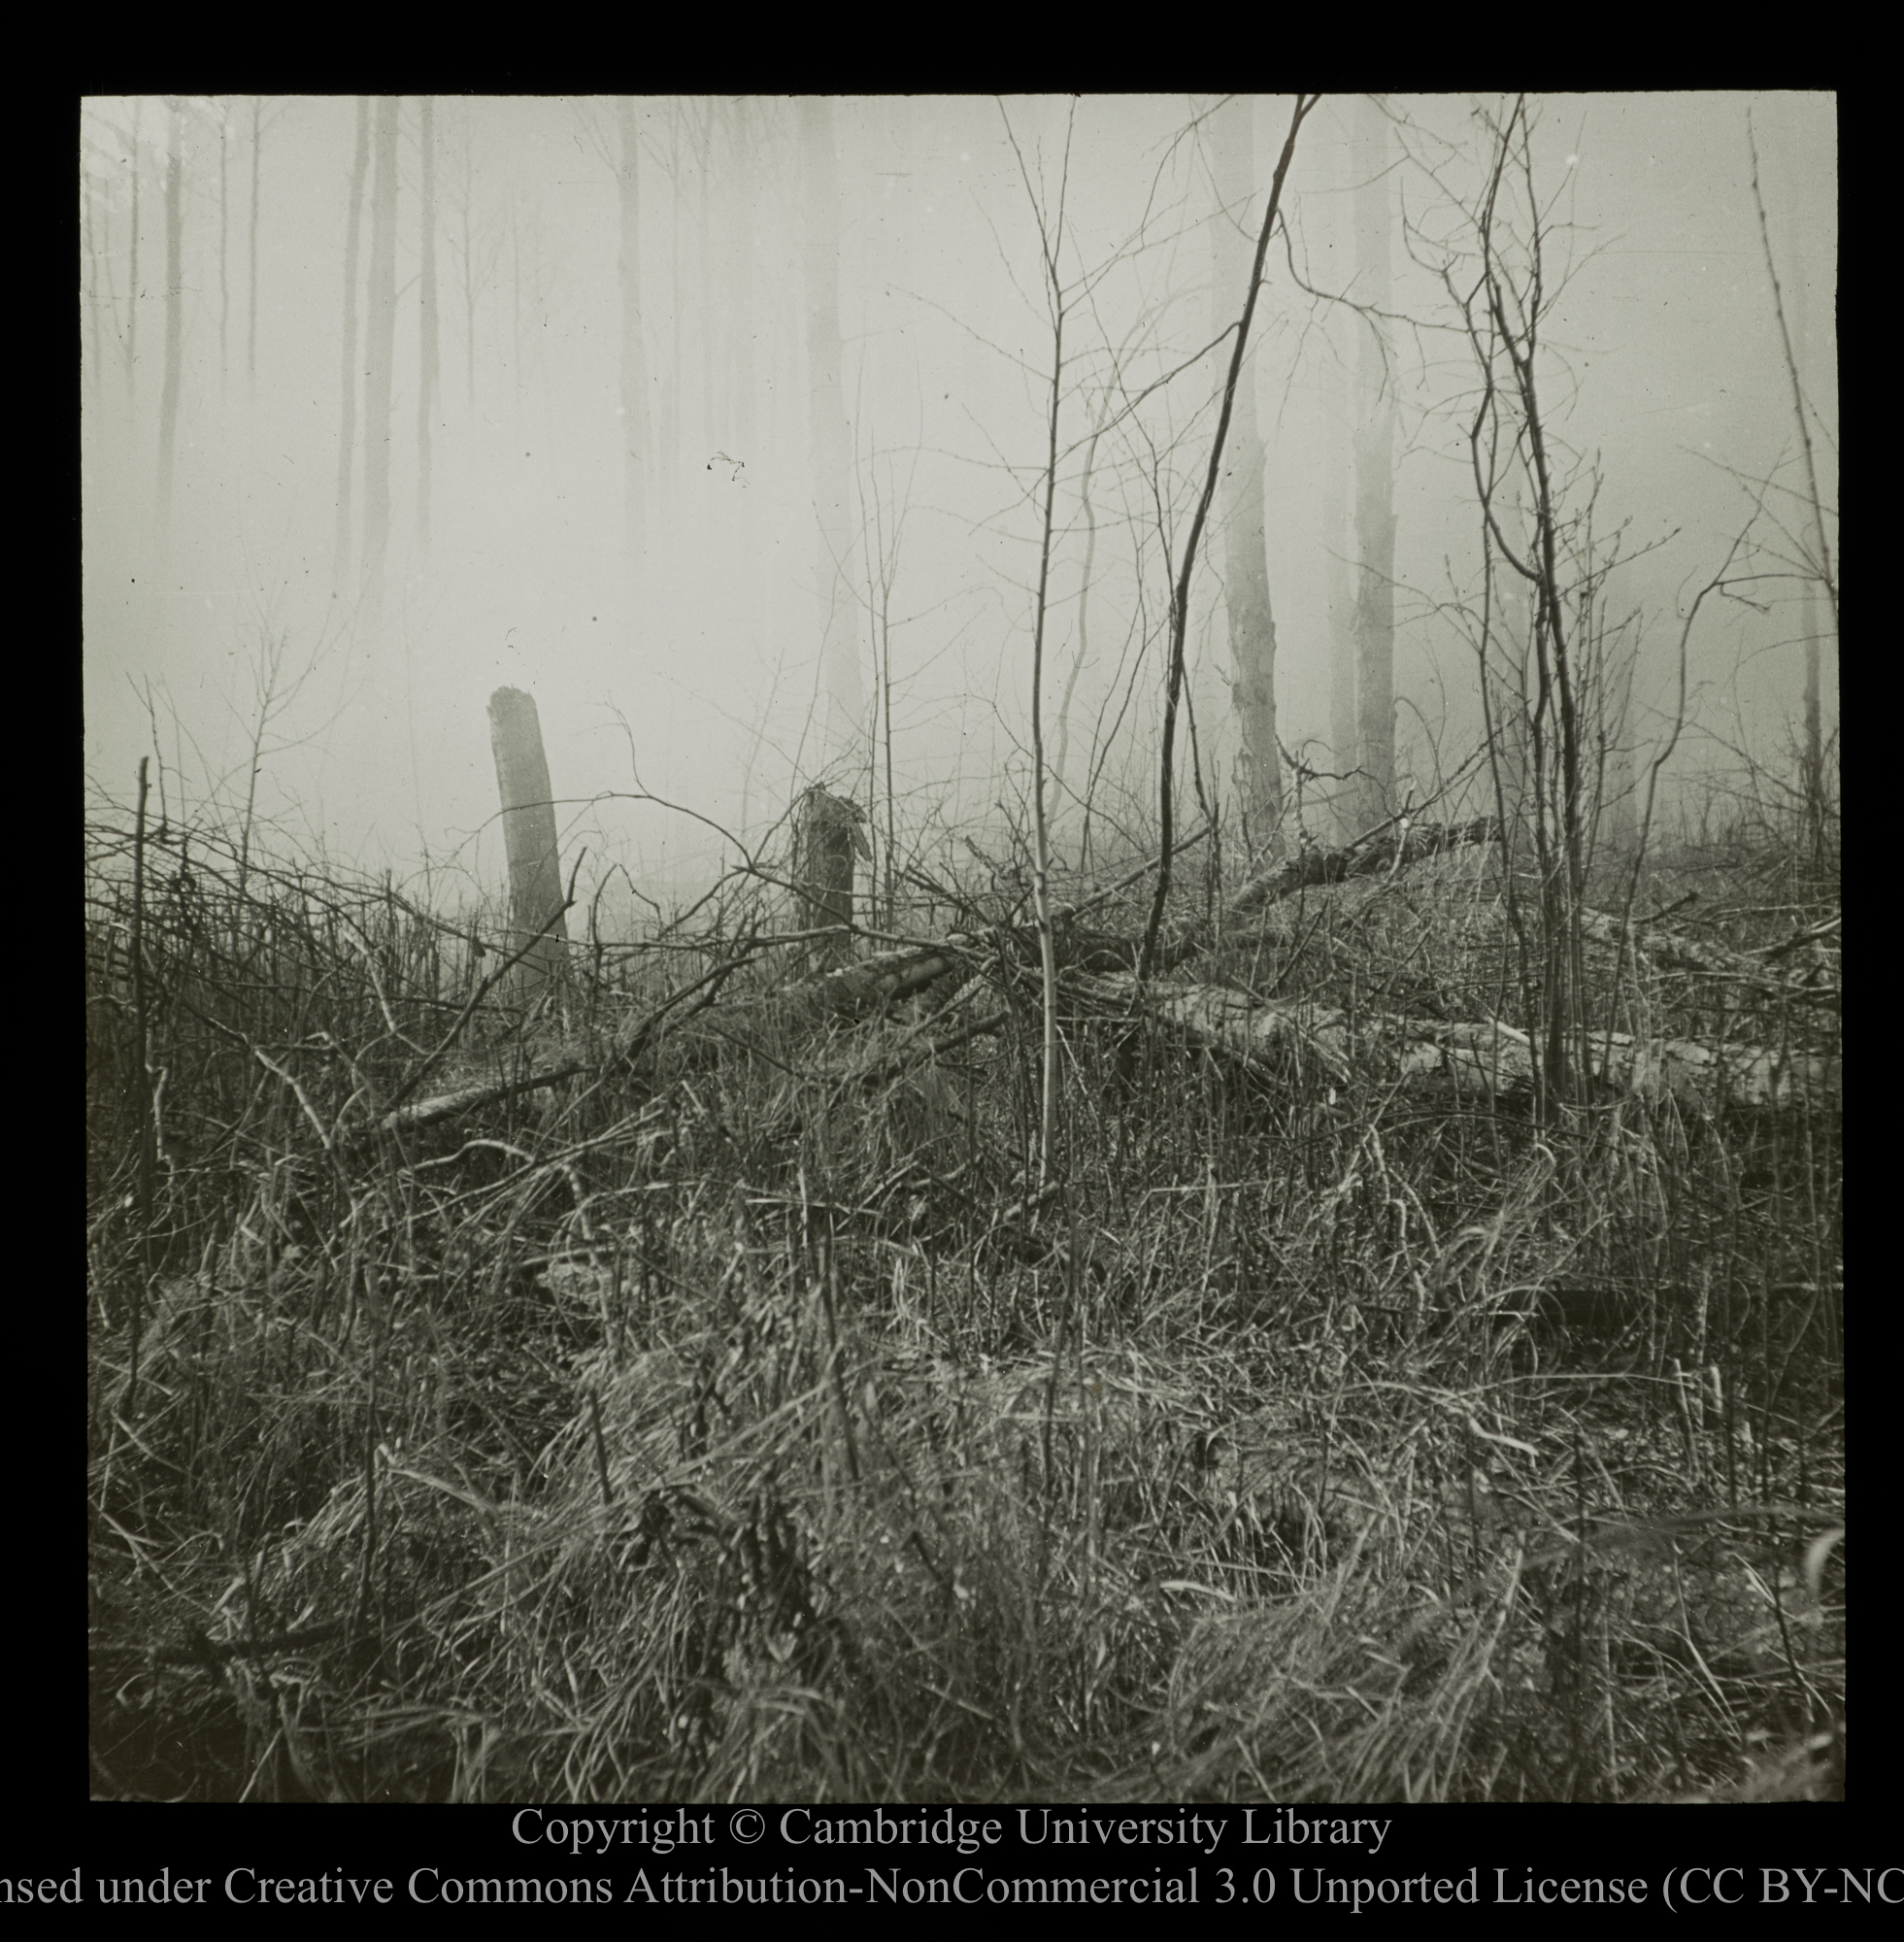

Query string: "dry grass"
[86, 783, 1842, 1803]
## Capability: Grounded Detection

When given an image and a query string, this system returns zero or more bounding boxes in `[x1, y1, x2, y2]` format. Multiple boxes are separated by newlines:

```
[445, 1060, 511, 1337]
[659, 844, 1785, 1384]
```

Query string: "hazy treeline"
[81, 94, 1837, 921]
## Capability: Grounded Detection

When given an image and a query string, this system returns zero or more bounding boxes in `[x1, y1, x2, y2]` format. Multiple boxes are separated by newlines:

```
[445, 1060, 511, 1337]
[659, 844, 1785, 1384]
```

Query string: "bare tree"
[217, 100, 229, 384]
[503, 191, 559, 443]
[1140, 95, 1318, 983]
[1352, 94, 1397, 833]
[725, 97, 771, 808]
[858, 433, 920, 936]
[1001, 100, 1079, 1185]
[247, 99, 264, 383]
[659, 102, 685, 496]
[617, 98, 649, 596]
[693, 99, 720, 455]
[1210, 92, 1286, 859]
[83, 104, 146, 417]
[227, 617, 343, 900]
[722, 99, 758, 461]
[800, 98, 868, 775]
[333, 98, 370, 597]
[1749, 107, 1838, 858]
[1050, 391, 1108, 831]
[361, 97, 401, 625]
[441, 101, 504, 413]
[416, 96, 440, 558]
[84, 132, 106, 417]
[1048, 300, 1158, 859]
[154, 96, 184, 552]
[1317, 121, 1358, 840]
[576, 93, 658, 631]
[1447, 97, 1598, 1110]
[1483, 476, 1533, 821]
[128, 97, 142, 391]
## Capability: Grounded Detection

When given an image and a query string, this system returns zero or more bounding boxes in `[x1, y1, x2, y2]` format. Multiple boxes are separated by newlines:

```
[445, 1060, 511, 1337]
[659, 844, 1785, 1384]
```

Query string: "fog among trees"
[83, 93, 1836, 916]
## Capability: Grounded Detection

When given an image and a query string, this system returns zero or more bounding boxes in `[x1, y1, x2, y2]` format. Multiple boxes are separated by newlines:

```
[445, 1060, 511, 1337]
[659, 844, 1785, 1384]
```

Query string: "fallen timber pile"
[371, 929, 992, 1138]
[369, 828, 1226, 1136]
[373, 813, 1836, 1136]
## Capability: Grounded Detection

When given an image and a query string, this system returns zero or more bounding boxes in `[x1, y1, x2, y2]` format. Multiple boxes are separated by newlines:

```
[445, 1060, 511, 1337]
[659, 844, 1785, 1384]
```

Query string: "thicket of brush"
[86, 774, 1841, 1803]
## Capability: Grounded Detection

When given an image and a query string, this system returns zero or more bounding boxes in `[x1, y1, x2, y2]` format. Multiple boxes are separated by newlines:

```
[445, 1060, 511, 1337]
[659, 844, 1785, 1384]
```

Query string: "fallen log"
[1075, 971, 1841, 1113]
[781, 939, 979, 1015]
[1228, 818, 1502, 915]
[1574, 902, 1837, 1003]
[1392, 1017, 1842, 1111]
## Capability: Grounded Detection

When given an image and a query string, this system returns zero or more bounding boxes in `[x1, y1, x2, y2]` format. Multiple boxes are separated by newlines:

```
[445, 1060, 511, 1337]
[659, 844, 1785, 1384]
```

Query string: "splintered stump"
[487, 686, 570, 1005]
[794, 786, 869, 972]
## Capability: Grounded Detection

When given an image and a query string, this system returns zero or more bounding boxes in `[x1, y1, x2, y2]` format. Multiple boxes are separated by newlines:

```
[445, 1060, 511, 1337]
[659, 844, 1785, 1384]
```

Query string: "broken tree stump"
[793, 785, 870, 971]
[487, 686, 570, 1007]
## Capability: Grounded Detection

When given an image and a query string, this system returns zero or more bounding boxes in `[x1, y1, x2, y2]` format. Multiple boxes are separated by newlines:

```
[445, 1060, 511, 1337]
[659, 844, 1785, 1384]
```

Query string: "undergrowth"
[85, 787, 1842, 1803]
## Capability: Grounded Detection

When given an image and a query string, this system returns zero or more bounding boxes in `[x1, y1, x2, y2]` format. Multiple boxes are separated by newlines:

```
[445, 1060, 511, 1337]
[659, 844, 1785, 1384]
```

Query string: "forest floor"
[86, 787, 1842, 1803]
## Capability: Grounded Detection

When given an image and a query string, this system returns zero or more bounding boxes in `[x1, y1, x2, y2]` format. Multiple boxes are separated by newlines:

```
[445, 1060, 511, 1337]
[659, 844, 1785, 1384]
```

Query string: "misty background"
[81, 93, 1838, 928]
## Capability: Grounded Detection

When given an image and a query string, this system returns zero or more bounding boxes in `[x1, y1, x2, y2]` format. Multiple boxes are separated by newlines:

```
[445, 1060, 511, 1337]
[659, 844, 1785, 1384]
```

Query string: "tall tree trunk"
[660, 103, 682, 513]
[509, 200, 523, 430]
[454, 107, 481, 413]
[362, 96, 401, 626]
[217, 106, 229, 385]
[1352, 93, 1397, 833]
[1324, 351, 1356, 841]
[698, 102, 719, 454]
[84, 161, 104, 420]
[723, 100, 757, 460]
[248, 99, 262, 386]
[1052, 410, 1097, 821]
[333, 98, 370, 598]
[97, 154, 124, 400]
[1604, 641, 1637, 853]
[154, 97, 184, 552]
[870, 97, 919, 406]
[128, 97, 142, 397]
[1320, 124, 1357, 840]
[416, 96, 439, 558]
[726, 98, 769, 826]
[616, 97, 648, 611]
[1212, 93, 1285, 859]
[1773, 102, 1828, 823]
[1489, 477, 1532, 821]
[487, 688, 571, 1006]
[800, 97, 867, 775]
[84, 128, 121, 408]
